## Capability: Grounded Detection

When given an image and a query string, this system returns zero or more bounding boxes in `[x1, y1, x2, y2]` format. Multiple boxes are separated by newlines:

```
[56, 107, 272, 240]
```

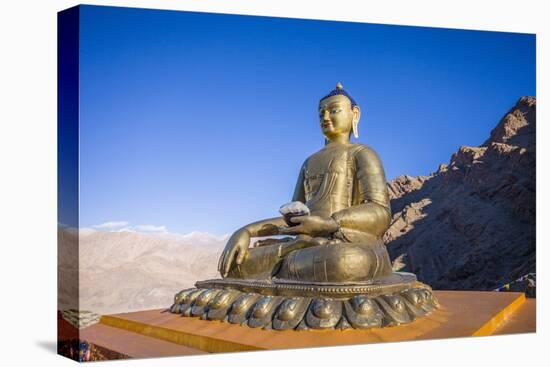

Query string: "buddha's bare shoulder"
[348, 144, 384, 167]
[348, 143, 381, 157]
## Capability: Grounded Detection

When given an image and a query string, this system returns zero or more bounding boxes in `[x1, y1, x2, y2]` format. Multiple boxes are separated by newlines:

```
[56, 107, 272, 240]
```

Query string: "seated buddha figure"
[218, 83, 393, 284]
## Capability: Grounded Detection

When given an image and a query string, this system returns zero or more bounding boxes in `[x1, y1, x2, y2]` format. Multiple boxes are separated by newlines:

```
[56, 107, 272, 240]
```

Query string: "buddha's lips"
[322, 122, 332, 128]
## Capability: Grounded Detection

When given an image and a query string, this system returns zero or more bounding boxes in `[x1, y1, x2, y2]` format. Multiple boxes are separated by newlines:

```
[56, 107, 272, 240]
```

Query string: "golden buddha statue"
[218, 82, 392, 283]
[171, 83, 438, 330]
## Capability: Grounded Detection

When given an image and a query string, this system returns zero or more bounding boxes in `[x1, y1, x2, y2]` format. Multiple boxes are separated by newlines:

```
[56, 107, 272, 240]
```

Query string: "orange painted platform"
[493, 298, 536, 335]
[89, 291, 535, 357]
[80, 323, 206, 358]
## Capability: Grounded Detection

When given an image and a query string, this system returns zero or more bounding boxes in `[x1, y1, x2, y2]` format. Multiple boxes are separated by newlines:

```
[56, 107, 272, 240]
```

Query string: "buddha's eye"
[331, 108, 341, 114]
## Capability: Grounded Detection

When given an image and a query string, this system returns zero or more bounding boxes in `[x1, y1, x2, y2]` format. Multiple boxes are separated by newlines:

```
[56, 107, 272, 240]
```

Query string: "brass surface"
[194, 272, 419, 298]
[170, 284, 438, 330]
[172, 83, 439, 329]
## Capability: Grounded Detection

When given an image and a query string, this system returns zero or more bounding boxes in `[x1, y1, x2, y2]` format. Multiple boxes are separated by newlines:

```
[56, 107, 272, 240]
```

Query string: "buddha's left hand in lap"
[278, 215, 339, 237]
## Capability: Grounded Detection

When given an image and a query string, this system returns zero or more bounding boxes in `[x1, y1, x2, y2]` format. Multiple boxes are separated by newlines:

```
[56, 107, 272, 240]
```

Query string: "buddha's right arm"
[241, 217, 288, 237]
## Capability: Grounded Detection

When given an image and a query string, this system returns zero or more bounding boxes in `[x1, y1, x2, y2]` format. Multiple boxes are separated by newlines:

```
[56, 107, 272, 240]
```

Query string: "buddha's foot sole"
[169, 274, 439, 330]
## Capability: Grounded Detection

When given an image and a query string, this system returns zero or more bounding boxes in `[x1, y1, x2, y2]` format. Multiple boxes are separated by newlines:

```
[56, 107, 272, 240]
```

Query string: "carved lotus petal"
[252, 297, 272, 318]
[231, 294, 254, 314]
[420, 289, 432, 301]
[231, 302, 246, 314]
[386, 295, 405, 311]
[353, 297, 376, 315]
[403, 289, 422, 305]
[174, 289, 194, 304]
[312, 299, 334, 319]
[278, 299, 299, 321]
[195, 289, 216, 306]
[210, 291, 231, 309]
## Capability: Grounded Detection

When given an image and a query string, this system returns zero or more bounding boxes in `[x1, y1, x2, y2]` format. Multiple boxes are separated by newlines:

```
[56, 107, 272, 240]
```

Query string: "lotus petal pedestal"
[170, 272, 438, 330]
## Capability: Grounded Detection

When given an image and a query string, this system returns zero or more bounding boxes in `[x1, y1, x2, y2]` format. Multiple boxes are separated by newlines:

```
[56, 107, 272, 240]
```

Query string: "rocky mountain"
[384, 97, 536, 290]
[58, 228, 227, 315]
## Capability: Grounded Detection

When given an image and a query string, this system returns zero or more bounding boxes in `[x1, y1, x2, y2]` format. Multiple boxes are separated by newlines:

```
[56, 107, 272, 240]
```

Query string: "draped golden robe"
[227, 143, 393, 283]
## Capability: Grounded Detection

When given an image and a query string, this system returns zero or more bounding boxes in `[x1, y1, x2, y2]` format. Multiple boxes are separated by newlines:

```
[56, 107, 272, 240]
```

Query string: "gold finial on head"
[336, 82, 344, 90]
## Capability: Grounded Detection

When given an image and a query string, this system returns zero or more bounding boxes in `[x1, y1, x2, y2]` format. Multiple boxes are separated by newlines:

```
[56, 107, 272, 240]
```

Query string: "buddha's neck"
[325, 135, 351, 146]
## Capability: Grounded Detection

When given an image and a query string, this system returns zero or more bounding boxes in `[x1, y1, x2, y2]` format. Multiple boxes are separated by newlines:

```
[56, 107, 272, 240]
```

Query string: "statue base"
[170, 272, 438, 330]
[92, 291, 532, 356]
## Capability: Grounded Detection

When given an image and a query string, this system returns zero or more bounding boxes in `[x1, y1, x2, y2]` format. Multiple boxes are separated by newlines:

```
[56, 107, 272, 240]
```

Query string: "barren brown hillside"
[384, 97, 536, 290]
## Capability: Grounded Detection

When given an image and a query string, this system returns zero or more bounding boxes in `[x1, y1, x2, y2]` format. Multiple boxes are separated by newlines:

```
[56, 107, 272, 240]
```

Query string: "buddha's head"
[318, 82, 361, 143]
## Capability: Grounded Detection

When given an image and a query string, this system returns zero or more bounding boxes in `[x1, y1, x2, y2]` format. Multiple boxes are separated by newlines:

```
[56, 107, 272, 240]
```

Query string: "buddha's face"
[318, 95, 360, 141]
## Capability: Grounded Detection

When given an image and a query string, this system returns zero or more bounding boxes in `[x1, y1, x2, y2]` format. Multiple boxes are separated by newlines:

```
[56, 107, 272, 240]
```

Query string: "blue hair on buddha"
[320, 82, 358, 108]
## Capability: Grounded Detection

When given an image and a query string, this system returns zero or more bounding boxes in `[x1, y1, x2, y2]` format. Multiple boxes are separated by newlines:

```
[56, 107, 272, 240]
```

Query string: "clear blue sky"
[75, 5, 535, 235]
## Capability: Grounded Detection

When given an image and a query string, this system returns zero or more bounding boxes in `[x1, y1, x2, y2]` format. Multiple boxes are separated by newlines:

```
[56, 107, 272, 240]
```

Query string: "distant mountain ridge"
[384, 97, 536, 290]
[58, 228, 227, 315]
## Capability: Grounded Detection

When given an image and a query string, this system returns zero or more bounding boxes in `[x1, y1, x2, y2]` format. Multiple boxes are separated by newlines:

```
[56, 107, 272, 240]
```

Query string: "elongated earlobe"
[352, 121, 359, 139]
[352, 105, 361, 139]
